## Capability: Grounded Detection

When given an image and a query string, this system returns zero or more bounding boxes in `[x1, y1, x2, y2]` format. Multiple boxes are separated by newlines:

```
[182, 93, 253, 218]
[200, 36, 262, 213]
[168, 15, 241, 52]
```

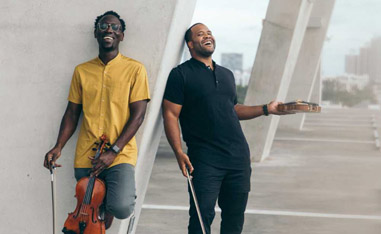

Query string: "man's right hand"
[175, 152, 194, 177]
[44, 147, 62, 169]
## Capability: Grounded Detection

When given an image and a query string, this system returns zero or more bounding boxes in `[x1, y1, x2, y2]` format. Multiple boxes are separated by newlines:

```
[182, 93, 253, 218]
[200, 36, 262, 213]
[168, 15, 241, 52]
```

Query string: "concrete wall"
[0, 1, 195, 233]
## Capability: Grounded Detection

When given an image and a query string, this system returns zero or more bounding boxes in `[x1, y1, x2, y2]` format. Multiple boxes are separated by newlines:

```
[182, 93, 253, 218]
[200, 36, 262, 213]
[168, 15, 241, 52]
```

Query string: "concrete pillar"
[241, 0, 314, 162]
[125, 1, 197, 233]
[278, 0, 336, 130]
[0, 1, 196, 234]
[311, 62, 322, 105]
[299, 61, 322, 129]
[301, 62, 323, 129]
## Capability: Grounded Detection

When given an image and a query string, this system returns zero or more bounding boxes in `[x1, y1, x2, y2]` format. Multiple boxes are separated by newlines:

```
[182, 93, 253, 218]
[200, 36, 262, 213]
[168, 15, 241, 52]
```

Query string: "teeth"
[104, 37, 113, 40]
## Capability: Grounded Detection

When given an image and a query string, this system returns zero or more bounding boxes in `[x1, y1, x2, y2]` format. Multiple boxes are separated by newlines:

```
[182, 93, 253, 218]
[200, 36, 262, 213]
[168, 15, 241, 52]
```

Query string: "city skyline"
[344, 37, 381, 83]
[191, 0, 381, 77]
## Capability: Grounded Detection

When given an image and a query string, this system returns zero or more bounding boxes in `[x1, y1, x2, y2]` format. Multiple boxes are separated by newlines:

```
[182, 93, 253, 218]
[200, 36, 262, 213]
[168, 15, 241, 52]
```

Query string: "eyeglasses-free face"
[97, 23, 122, 32]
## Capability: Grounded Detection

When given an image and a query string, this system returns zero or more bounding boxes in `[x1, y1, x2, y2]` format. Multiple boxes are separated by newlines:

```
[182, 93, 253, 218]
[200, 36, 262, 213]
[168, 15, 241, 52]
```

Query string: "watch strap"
[262, 104, 269, 116]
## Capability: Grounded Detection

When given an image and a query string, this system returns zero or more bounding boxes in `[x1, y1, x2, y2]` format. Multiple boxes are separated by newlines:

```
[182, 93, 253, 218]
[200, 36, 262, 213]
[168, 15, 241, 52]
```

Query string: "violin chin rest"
[62, 227, 77, 234]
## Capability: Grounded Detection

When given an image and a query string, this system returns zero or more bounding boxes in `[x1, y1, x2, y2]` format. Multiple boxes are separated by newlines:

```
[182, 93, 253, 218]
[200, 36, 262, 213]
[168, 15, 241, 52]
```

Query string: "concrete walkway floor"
[137, 108, 381, 234]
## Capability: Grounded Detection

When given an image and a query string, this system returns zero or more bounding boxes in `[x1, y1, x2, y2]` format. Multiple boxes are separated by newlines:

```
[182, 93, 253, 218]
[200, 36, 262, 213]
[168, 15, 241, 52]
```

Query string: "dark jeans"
[188, 161, 251, 234]
[75, 163, 136, 219]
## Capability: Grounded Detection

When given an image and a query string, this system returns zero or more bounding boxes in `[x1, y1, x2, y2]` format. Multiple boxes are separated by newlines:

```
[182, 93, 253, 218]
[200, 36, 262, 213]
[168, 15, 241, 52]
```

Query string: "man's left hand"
[90, 150, 117, 176]
[267, 101, 293, 115]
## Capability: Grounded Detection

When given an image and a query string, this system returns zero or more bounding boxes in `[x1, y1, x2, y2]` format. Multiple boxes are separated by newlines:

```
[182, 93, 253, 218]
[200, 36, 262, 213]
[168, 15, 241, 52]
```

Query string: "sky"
[191, 0, 381, 76]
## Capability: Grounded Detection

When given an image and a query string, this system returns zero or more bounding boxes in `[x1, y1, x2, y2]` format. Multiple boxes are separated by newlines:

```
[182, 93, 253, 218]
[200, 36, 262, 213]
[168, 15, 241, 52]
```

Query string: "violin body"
[62, 177, 106, 234]
[278, 100, 321, 113]
[62, 134, 109, 234]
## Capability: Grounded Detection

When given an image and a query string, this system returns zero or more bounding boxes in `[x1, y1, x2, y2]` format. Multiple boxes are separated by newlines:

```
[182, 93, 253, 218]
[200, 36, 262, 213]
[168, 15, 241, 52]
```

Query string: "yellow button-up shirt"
[68, 53, 150, 168]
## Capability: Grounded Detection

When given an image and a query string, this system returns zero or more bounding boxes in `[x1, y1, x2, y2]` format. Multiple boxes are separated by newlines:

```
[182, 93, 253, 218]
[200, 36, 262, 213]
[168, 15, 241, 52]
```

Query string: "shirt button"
[101, 113, 104, 116]
[99, 127, 103, 130]
[103, 85, 106, 88]
[101, 99, 105, 102]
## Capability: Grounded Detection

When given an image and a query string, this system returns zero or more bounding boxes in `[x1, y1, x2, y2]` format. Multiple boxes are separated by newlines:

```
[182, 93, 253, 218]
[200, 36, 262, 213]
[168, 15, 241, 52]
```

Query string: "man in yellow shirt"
[43, 11, 150, 230]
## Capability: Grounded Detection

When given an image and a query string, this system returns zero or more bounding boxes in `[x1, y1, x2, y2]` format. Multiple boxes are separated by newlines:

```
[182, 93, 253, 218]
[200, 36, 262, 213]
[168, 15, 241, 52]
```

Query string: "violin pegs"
[94, 142, 99, 145]
[106, 143, 111, 146]
[92, 148, 97, 151]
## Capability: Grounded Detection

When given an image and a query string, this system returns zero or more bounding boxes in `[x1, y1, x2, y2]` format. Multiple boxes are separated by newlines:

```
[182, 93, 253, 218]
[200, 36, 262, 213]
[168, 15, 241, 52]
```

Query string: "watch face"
[112, 145, 120, 153]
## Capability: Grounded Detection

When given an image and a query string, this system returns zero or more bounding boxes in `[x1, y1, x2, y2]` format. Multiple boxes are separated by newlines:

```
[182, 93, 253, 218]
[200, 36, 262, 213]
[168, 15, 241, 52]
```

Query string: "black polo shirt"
[164, 58, 250, 169]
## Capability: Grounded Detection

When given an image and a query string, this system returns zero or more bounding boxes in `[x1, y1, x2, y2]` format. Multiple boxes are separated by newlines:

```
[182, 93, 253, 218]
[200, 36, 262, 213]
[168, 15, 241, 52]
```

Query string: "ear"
[187, 41, 193, 49]
[120, 32, 124, 41]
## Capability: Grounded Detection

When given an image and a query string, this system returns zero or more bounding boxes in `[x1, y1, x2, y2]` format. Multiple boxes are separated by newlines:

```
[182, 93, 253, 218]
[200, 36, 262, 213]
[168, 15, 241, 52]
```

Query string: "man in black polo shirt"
[162, 23, 286, 234]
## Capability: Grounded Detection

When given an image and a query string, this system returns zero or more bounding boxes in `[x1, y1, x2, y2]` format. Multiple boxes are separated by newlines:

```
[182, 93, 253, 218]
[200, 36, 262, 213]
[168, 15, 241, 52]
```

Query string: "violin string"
[79, 177, 93, 223]
[80, 180, 89, 220]
[81, 139, 105, 220]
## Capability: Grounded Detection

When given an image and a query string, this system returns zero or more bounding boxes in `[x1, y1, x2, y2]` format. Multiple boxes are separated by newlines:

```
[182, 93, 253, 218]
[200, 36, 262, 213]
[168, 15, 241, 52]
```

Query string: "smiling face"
[187, 24, 216, 58]
[94, 14, 124, 51]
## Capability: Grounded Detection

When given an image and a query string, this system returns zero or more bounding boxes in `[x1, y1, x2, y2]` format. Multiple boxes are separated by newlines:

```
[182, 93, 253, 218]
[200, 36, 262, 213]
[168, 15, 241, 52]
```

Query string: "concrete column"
[297, 61, 322, 130]
[0, 1, 196, 234]
[278, 0, 336, 130]
[125, 1, 197, 233]
[299, 61, 322, 129]
[241, 0, 314, 162]
[310, 62, 322, 105]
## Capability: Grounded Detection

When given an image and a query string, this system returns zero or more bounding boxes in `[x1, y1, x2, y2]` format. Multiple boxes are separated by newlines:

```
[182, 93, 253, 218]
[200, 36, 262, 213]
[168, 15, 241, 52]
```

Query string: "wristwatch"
[110, 144, 121, 154]
[262, 104, 269, 116]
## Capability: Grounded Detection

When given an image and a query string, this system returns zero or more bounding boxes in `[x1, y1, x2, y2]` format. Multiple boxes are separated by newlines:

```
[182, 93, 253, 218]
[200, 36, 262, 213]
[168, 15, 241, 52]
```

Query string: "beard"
[199, 48, 214, 57]
[196, 43, 216, 58]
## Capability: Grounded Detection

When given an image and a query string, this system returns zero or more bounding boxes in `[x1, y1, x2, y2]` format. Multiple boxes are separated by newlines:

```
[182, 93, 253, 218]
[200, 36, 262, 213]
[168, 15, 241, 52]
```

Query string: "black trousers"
[188, 161, 251, 234]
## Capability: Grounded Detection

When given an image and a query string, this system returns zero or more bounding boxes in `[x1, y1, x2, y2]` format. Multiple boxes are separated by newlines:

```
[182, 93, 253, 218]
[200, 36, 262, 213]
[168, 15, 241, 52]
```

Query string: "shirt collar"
[190, 58, 217, 70]
[96, 52, 122, 66]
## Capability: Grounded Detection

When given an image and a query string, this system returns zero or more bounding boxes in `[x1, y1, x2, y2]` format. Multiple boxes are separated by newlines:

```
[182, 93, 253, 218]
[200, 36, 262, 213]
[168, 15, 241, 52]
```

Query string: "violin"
[62, 134, 109, 234]
[278, 100, 321, 113]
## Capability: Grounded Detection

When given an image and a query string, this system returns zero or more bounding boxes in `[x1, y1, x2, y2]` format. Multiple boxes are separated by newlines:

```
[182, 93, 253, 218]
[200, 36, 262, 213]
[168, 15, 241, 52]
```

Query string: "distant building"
[221, 53, 243, 72]
[344, 37, 381, 84]
[358, 46, 369, 75]
[221, 53, 248, 85]
[368, 37, 381, 83]
[345, 54, 358, 74]
[233, 68, 252, 86]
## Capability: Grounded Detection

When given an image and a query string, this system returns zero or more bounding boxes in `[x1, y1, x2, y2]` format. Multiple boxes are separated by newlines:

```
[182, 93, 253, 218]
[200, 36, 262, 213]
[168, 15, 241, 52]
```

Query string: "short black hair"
[184, 23, 203, 43]
[94, 10, 126, 32]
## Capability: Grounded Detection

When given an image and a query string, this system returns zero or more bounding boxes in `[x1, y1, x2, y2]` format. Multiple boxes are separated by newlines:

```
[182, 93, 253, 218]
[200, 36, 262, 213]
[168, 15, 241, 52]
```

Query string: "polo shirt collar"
[190, 58, 217, 70]
[97, 52, 122, 66]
